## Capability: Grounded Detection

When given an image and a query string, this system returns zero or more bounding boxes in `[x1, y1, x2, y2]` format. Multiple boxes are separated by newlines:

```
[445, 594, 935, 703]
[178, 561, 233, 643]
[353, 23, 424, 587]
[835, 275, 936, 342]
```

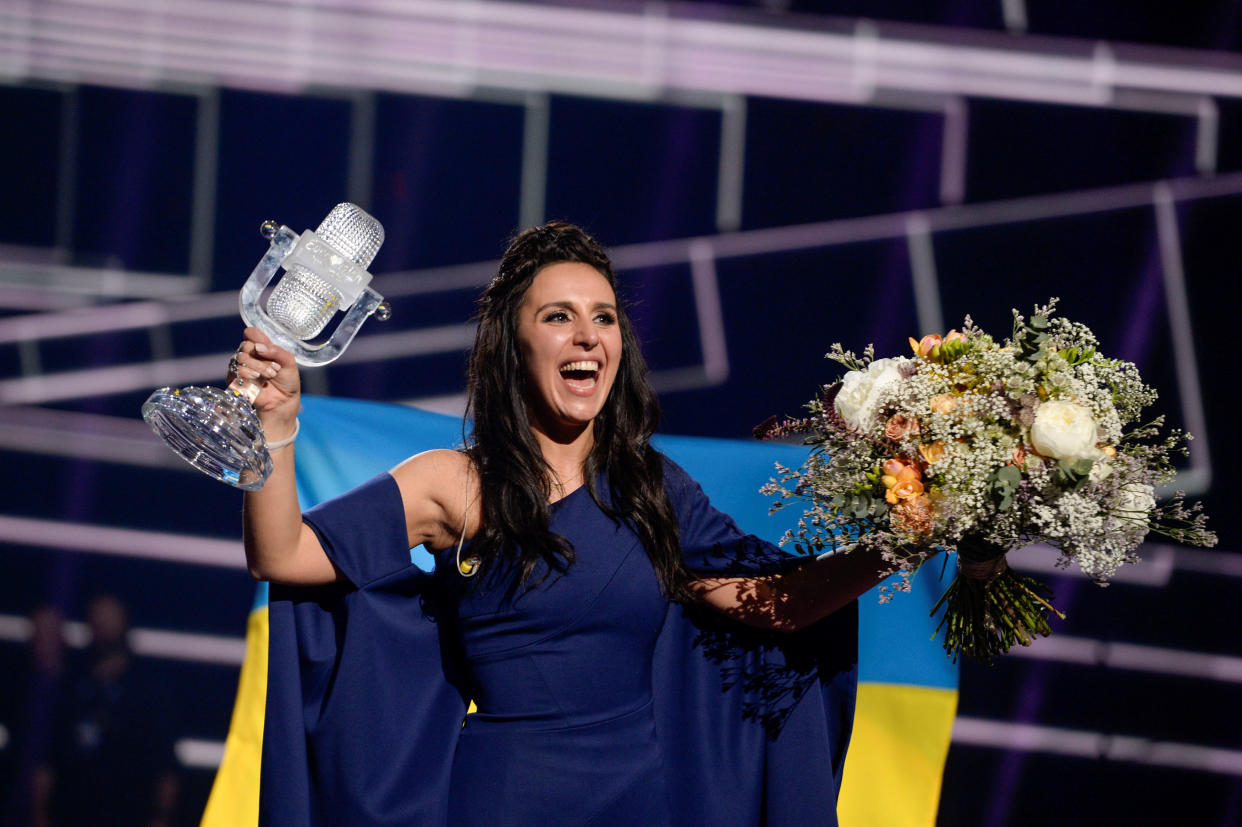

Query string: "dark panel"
[1216, 98, 1242, 174]
[621, 262, 702, 374]
[0, 449, 245, 538]
[0, 85, 64, 247]
[322, 284, 478, 401]
[0, 545, 252, 638]
[941, 747, 1240, 826]
[658, 238, 919, 438]
[371, 93, 524, 270]
[931, 209, 1187, 457]
[742, 99, 944, 229]
[546, 96, 721, 245]
[326, 345, 472, 404]
[213, 90, 352, 290]
[72, 86, 198, 273]
[170, 314, 251, 359]
[787, 0, 1004, 30]
[1025, 1, 1242, 51]
[702, 0, 1004, 31]
[39, 326, 155, 374]
[1175, 194, 1242, 549]
[965, 101, 1196, 202]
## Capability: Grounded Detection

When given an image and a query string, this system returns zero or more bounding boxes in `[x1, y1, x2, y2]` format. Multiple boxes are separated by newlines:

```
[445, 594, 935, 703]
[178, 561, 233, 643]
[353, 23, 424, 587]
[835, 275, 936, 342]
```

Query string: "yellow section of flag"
[838, 682, 958, 827]
[201, 606, 268, 827]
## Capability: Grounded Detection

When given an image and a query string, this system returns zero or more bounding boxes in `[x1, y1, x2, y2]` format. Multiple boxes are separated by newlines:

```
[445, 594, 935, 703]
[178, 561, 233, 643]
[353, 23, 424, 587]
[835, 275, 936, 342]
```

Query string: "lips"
[559, 359, 600, 391]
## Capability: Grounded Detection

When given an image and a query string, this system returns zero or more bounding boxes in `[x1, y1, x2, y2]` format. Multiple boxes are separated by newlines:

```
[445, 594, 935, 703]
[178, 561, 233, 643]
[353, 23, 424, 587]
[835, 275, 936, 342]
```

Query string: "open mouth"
[559, 360, 600, 390]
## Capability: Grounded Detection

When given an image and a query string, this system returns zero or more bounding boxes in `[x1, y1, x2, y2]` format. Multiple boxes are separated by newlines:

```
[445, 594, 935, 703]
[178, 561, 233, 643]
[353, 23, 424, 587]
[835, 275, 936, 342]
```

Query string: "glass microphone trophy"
[142, 203, 391, 490]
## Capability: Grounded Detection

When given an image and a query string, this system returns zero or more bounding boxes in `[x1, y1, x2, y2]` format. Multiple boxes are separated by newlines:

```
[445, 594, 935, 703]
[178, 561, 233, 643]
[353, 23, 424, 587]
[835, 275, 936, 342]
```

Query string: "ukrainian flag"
[202, 397, 956, 826]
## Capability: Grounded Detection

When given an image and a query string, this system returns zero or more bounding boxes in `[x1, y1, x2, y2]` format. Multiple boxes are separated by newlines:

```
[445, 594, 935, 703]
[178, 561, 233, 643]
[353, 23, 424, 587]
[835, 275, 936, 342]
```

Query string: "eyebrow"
[534, 300, 618, 313]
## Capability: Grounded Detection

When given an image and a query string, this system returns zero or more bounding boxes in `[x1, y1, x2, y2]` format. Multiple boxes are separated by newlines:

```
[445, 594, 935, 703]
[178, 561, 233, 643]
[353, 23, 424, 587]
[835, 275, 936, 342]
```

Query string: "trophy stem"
[142, 385, 274, 490]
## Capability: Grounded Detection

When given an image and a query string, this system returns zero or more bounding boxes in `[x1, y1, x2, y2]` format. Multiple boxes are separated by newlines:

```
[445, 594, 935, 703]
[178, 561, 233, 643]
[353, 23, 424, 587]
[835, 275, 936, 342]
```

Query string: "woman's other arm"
[665, 454, 909, 631]
[690, 550, 898, 632]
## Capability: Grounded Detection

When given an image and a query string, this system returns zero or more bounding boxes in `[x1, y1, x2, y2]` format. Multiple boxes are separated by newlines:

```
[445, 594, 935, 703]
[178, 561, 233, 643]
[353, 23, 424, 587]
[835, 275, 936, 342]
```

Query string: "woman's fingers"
[228, 347, 279, 382]
[244, 327, 297, 369]
[236, 353, 280, 379]
[233, 327, 301, 408]
[232, 329, 296, 378]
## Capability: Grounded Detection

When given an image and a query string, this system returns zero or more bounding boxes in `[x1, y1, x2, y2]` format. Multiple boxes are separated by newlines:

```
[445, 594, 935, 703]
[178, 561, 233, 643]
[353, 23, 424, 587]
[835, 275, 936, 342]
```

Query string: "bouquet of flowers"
[759, 299, 1216, 662]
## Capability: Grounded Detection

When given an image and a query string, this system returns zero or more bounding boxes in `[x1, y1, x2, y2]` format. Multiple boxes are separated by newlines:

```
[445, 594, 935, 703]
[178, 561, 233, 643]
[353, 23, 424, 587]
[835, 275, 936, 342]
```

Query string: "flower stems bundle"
[761, 299, 1215, 663]
[928, 537, 1063, 664]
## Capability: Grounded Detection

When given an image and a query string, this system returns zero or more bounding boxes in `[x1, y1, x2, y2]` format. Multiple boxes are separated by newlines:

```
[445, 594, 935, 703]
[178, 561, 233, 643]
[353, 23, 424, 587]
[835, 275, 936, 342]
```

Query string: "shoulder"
[391, 447, 472, 481]
[390, 448, 476, 508]
[390, 449, 481, 550]
[656, 452, 697, 497]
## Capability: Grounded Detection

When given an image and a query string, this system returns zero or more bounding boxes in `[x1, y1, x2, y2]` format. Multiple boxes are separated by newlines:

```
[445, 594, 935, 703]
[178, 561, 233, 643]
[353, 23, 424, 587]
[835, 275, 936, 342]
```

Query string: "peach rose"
[929, 394, 959, 415]
[919, 441, 946, 465]
[884, 414, 921, 441]
[892, 478, 924, 500]
[882, 458, 909, 477]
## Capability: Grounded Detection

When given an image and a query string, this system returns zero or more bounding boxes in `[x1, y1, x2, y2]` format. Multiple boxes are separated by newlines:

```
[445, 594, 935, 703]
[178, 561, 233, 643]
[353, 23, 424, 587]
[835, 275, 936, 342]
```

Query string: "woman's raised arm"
[238, 327, 339, 585]
[240, 326, 477, 584]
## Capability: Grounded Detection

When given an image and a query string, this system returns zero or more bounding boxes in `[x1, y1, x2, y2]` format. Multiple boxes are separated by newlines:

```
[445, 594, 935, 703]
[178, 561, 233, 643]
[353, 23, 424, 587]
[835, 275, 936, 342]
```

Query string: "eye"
[594, 311, 617, 325]
[542, 310, 571, 323]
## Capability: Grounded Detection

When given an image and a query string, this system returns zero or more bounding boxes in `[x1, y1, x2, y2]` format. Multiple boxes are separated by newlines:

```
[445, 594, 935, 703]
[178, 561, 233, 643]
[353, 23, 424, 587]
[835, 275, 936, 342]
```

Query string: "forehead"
[522, 261, 615, 307]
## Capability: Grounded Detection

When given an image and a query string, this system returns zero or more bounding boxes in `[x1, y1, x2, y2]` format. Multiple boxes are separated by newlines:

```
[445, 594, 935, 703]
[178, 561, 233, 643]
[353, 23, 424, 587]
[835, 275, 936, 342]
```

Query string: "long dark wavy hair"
[463, 221, 691, 600]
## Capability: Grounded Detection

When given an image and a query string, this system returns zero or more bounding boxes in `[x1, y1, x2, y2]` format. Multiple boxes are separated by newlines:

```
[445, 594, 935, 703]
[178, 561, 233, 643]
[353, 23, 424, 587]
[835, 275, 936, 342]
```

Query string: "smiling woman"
[516, 262, 622, 469]
[239, 221, 888, 825]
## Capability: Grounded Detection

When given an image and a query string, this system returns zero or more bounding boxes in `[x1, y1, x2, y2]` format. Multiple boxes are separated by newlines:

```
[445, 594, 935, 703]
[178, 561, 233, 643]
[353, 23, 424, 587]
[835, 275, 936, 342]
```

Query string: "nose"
[573, 317, 599, 348]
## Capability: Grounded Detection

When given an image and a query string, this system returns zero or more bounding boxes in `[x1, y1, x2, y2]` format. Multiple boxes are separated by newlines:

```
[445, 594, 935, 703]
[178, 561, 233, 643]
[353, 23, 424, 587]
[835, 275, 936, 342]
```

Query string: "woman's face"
[516, 261, 622, 438]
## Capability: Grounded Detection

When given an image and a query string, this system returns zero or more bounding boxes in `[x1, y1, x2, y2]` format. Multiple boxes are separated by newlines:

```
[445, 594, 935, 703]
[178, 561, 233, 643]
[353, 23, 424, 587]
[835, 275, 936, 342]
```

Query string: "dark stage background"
[1, 2, 1240, 824]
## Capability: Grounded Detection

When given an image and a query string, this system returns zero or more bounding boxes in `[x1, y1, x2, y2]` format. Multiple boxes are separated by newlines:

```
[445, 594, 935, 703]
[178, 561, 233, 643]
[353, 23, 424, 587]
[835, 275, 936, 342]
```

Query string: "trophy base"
[142, 385, 274, 491]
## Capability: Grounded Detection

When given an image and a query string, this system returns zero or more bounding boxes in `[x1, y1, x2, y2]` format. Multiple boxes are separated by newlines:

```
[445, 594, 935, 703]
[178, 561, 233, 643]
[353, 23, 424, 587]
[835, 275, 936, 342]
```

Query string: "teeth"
[560, 361, 599, 373]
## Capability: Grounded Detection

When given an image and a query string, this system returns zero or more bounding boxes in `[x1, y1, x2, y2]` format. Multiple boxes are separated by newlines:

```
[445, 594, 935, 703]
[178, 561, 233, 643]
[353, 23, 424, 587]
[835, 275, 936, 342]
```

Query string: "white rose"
[834, 358, 908, 431]
[1115, 483, 1156, 520]
[1030, 400, 1099, 461]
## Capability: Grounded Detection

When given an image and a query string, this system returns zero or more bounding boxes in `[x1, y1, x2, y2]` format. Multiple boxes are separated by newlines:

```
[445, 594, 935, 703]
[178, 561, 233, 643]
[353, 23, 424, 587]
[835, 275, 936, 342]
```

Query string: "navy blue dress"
[261, 458, 856, 826]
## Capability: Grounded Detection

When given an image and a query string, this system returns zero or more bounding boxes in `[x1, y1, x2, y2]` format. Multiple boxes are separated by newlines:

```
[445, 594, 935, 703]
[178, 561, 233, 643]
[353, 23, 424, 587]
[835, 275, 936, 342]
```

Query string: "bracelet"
[265, 418, 300, 451]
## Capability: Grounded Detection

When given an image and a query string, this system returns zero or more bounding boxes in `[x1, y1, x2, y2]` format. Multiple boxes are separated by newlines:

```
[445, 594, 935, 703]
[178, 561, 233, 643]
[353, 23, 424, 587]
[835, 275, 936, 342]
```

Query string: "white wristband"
[266, 418, 299, 451]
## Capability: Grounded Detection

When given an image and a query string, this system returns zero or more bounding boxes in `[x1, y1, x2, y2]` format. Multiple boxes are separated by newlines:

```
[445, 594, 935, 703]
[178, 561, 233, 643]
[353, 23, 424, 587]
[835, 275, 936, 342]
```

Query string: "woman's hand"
[231, 327, 300, 440]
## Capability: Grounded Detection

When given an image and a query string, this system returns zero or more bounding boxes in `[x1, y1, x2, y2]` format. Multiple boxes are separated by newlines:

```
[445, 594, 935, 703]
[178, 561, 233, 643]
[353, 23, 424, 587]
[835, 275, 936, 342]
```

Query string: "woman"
[238, 222, 888, 825]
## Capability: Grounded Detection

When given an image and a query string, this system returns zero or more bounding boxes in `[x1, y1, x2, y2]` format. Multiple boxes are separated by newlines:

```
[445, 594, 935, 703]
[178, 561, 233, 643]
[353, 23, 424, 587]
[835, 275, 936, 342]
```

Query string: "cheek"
[607, 334, 624, 374]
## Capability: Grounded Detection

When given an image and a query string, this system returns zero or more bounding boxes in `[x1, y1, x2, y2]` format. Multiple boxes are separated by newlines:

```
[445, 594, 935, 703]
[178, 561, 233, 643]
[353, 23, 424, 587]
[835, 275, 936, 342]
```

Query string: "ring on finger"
[228, 355, 242, 376]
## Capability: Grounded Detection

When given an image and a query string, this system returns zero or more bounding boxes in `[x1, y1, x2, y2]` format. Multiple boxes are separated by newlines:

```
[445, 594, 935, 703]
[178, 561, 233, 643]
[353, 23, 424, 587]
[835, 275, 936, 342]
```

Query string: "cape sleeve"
[261, 473, 468, 826]
[653, 457, 858, 825]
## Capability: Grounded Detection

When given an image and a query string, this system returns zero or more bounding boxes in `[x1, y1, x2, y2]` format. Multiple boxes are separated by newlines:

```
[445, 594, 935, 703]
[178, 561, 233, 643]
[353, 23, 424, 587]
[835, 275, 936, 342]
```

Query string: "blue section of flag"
[652, 432, 957, 691]
[282, 395, 956, 691]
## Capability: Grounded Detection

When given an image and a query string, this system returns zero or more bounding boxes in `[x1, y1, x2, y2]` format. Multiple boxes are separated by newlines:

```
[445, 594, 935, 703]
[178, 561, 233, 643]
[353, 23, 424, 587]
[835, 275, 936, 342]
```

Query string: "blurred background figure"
[33, 595, 180, 827]
[2, 606, 68, 827]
